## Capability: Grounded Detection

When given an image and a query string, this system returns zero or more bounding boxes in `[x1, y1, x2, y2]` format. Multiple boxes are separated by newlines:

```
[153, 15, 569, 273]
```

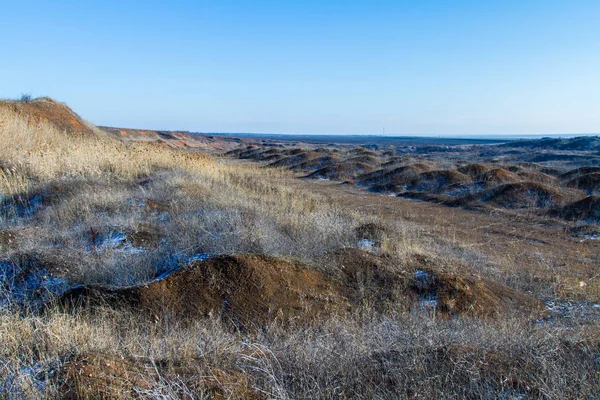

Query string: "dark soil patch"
[57, 352, 263, 399]
[560, 166, 600, 181]
[127, 224, 161, 249]
[567, 172, 600, 193]
[306, 162, 374, 181]
[457, 163, 492, 178]
[480, 168, 520, 184]
[479, 182, 572, 209]
[559, 196, 600, 221]
[59, 254, 349, 328]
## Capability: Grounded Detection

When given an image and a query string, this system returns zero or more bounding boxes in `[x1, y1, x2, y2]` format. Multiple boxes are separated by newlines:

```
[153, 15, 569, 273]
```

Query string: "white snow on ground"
[0, 262, 70, 310]
[414, 270, 438, 309]
[188, 253, 211, 262]
[540, 299, 600, 326]
[357, 239, 376, 250]
[0, 358, 63, 399]
[147, 253, 213, 284]
[579, 234, 600, 242]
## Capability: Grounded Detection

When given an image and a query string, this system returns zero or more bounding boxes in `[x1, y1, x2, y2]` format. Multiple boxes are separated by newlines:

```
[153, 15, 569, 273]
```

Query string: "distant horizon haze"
[1, 1, 599, 136]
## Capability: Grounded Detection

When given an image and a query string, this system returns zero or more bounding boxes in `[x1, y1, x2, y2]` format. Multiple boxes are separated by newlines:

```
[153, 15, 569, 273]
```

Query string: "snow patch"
[0, 262, 70, 310]
[357, 239, 376, 250]
[579, 234, 600, 242]
[414, 270, 438, 309]
[0, 359, 62, 398]
[540, 299, 600, 325]
[189, 253, 211, 262]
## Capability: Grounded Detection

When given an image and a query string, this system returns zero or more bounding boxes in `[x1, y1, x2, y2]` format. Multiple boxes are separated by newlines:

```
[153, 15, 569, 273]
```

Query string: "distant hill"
[0, 97, 99, 136]
[500, 136, 600, 151]
[99, 126, 242, 151]
[0, 97, 241, 152]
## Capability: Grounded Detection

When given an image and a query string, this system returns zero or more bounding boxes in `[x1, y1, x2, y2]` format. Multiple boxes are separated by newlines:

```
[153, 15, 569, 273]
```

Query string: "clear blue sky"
[1, 0, 599, 135]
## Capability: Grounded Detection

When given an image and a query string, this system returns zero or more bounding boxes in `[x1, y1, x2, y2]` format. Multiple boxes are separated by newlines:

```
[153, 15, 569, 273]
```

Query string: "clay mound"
[348, 147, 377, 156]
[457, 163, 492, 178]
[327, 249, 546, 318]
[1, 97, 96, 136]
[58, 250, 547, 323]
[60, 254, 348, 327]
[567, 172, 600, 192]
[516, 170, 560, 186]
[540, 167, 564, 177]
[291, 155, 340, 171]
[288, 148, 303, 155]
[236, 146, 269, 160]
[410, 170, 471, 192]
[57, 352, 262, 399]
[325, 248, 412, 313]
[480, 168, 520, 184]
[360, 166, 423, 193]
[416, 271, 547, 318]
[360, 164, 432, 188]
[560, 136, 600, 151]
[306, 162, 374, 181]
[102, 127, 235, 151]
[346, 154, 380, 165]
[560, 166, 600, 181]
[268, 151, 319, 168]
[381, 157, 406, 168]
[560, 196, 600, 221]
[480, 182, 568, 209]
[261, 153, 286, 162]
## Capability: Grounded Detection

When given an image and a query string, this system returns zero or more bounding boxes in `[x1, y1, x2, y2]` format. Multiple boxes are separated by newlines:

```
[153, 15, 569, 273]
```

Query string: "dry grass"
[1, 99, 599, 398]
[1, 307, 598, 399]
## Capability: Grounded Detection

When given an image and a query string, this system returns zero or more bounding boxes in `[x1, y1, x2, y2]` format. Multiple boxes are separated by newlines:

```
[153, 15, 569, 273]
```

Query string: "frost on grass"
[0, 261, 69, 310]
[414, 269, 439, 309]
[89, 232, 145, 255]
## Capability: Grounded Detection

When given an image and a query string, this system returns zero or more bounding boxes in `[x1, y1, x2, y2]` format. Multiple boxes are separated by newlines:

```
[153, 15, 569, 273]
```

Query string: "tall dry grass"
[1, 100, 599, 398]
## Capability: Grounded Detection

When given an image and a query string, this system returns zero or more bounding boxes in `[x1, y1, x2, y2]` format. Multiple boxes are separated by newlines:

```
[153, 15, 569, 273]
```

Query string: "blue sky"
[1, 0, 599, 135]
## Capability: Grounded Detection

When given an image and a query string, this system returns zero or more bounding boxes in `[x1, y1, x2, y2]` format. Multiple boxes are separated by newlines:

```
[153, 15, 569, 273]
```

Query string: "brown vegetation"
[1, 98, 599, 398]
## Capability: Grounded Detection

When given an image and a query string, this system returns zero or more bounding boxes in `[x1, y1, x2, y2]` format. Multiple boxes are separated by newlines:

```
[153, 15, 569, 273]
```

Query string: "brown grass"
[1, 98, 600, 398]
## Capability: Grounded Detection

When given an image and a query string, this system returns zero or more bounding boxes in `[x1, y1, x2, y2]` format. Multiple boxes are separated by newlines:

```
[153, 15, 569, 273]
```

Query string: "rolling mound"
[567, 172, 600, 193]
[457, 163, 493, 178]
[480, 168, 520, 184]
[269, 151, 320, 168]
[292, 155, 340, 171]
[560, 166, 600, 181]
[346, 154, 381, 165]
[101, 126, 235, 150]
[0, 97, 96, 136]
[60, 254, 348, 327]
[59, 251, 547, 325]
[480, 182, 569, 209]
[501, 136, 600, 151]
[57, 352, 261, 399]
[560, 196, 600, 221]
[306, 162, 374, 181]
[412, 170, 471, 192]
[516, 170, 560, 186]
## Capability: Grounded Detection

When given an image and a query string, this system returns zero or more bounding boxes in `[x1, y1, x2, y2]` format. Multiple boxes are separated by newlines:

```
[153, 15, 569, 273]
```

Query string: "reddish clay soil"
[1, 98, 95, 136]
[57, 352, 263, 399]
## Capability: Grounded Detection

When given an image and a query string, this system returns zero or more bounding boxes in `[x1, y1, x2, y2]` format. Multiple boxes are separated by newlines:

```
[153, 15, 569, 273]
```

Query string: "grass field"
[1, 98, 599, 399]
